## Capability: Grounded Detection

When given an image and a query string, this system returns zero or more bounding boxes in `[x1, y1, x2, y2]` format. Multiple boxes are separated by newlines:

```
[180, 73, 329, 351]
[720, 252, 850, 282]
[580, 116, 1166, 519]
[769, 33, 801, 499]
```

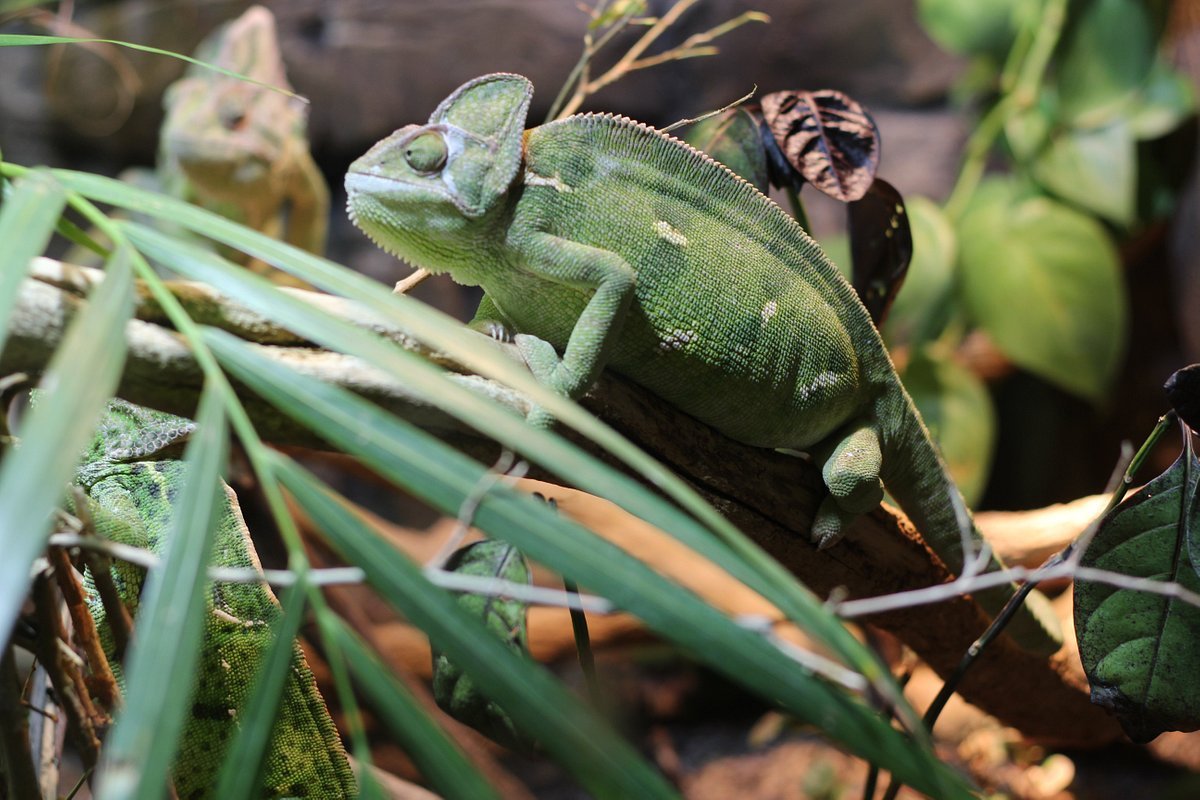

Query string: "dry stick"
[393, 269, 430, 294]
[0, 645, 42, 800]
[45, 548, 119, 710]
[29, 574, 102, 781]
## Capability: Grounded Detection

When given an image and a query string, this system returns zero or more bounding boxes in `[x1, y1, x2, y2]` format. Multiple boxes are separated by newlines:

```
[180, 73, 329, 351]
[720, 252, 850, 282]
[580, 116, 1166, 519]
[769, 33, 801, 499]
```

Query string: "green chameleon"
[130, 5, 328, 287]
[75, 400, 356, 798]
[344, 73, 1062, 655]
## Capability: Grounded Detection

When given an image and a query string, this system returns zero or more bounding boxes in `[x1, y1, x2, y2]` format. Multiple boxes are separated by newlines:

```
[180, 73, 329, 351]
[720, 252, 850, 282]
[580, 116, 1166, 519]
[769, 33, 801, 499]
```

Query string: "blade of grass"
[95, 385, 227, 800]
[212, 329, 972, 799]
[327, 619, 502, 800]
[0, 241, 134, 651]
[0, 35, 304, 99]
[0, 170, 67, 357]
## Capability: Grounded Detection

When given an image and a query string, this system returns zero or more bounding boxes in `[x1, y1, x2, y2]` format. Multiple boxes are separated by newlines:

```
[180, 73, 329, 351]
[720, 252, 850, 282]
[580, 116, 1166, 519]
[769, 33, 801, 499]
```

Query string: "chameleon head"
[160, 5, 305, 205]
[345, 73, 533, 274]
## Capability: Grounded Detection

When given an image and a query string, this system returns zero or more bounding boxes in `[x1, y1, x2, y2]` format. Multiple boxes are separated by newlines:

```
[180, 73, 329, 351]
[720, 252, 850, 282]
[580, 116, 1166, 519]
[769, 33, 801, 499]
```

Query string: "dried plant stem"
[0, 646, 41, 800]
[554, 0, 767, 119]
[29, 574, 102, 780]
[46, 548, 119, 710]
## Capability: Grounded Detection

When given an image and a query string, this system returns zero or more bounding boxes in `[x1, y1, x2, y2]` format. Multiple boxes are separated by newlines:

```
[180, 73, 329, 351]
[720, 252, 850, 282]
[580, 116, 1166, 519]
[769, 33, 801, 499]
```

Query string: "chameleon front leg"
[811, 423, 885, 548]
[508, 232, 636, 416]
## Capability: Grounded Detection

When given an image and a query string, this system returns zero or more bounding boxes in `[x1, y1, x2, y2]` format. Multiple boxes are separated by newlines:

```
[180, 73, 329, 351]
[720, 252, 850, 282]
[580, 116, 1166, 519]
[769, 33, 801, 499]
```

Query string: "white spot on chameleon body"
[660, 329, 697, 352]
[524, 170, 572, 192]
[653, 220, 688, 247]
[761, 300, 778, 324]
[798, 370, 841, 400]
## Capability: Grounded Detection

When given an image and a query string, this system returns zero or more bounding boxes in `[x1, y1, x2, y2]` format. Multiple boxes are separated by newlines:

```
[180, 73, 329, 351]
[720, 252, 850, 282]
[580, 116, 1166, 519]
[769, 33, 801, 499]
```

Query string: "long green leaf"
[0, 170, 66, 357]
[96, 386, 227, 800]
[273, 457, 679, 800]
[211, 329, 972, 799]
[0, 242, 133, 651]
[0, 34, 301, 98]
[328, 620, 502, 800]
[39, 170, 897, 692]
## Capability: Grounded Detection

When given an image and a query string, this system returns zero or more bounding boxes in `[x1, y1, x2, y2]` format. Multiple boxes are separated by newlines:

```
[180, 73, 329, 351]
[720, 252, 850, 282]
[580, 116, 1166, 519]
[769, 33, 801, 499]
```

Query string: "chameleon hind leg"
[810, 423, 884, 549]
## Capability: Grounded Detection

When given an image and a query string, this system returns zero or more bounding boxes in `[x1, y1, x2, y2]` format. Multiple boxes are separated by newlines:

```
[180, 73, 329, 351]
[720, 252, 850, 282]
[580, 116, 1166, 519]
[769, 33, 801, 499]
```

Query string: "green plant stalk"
[944, 0, 1069, 219]
[564, 577, 601, 703]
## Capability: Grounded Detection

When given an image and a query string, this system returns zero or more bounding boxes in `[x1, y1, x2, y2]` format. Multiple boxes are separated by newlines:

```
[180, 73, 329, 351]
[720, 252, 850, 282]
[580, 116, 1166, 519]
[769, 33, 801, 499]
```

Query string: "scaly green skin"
[75, 400, 356, 799]
[153, 5, 329, 286]
[344, 73, 1062, 655]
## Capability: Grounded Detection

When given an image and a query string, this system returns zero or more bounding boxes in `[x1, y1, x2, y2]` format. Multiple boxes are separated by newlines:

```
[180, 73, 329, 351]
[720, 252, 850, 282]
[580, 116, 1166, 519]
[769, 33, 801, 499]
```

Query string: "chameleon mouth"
[344, 196, 407, 261]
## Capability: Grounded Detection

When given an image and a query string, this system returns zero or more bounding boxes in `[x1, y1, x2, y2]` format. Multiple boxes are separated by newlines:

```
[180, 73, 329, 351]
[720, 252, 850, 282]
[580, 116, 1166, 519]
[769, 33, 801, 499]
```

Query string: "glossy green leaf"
[1075, 442, 1200, 741]
[206, 329, 973, 799]
[901, 347, 996, 506]
[1128, 59, 1198, 140]
[1056, 0, 1155, 127]
[432, 541, 534, 752]
[0, 241, 134, 652]
[1031, 120, 1136, 225]
[881, 195, 956, 347]
[328, 621, 501, 800]
[685, 108, 769, 192]
[916, 0, 1016, 56]
[958, 179, 1126, 402]
[97, 386, 227, 800]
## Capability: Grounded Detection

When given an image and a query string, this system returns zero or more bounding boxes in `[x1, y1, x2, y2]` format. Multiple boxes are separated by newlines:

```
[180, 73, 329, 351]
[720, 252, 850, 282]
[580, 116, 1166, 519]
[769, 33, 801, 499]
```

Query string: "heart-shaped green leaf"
[1075, 440, 1200, 742]
[958, 179, 1127, 402]
[1031, 120, 1137, 226]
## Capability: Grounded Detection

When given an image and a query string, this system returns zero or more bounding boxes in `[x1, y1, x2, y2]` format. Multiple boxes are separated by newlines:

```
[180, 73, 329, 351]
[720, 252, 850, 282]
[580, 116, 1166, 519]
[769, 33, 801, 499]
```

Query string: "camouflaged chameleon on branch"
[113, 5, 329, 287]
[74, 400, 355, 798]
[344, 73, 1063, 656]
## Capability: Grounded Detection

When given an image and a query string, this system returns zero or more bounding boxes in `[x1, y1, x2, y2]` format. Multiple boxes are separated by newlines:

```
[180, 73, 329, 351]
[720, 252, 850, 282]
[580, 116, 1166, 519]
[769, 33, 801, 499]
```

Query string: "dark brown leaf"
[1166, 364, 1200, 431]
[761, 89, 880, 202]
[848, 178, 912, 325]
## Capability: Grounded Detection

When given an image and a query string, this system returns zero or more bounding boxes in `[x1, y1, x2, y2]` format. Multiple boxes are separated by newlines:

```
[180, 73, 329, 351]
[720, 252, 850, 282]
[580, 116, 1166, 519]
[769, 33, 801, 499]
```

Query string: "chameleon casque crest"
[345, 73, 1062, 654]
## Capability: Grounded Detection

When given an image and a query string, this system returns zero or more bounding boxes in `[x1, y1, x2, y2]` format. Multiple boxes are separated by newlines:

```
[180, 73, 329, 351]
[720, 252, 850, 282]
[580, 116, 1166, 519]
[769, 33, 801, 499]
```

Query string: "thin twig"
[0, 645, 42, 800]
[46, 548, 118, 711]
[29, 573, 102, 781]
[660, 85, 757, 133]
[393, 269, 430, 294]
[425, 451, 523, 570]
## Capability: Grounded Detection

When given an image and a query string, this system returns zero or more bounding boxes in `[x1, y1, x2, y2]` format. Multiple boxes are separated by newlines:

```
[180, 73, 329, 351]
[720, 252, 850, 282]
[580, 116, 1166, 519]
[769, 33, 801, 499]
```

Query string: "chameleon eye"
[403, 132, 448, 174]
